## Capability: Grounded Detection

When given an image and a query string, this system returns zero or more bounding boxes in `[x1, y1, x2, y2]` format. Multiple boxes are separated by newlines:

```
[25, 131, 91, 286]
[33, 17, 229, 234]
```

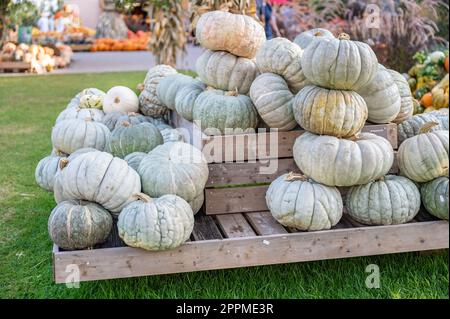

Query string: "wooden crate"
[51, 112, 448, 283]
[0, 61, 31, 73]
[69, 44, 92, 52]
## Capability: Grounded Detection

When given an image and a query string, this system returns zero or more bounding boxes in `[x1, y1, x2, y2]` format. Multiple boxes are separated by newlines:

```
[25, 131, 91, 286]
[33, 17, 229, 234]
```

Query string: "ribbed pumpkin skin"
[51, 119, 110, 154]
[101, 111, 127, 130]
[266, 174, 343, 231]
[249, 73, 296, 131]
[106, 122, 163, 158]
[138, 142, 208, 214]
[255, 38, 309, 93]
[54, 151, 141, 213]
[56, 107, 104, 123]
[174, 81, 206, 122]
[346, 175, 420, 225]
[388, 69, 413, 124]
[293, 85, 368, 138]
[195, 11, 266, 59]
[431, 110, 449, 130]
[301, 35, 378, 90]
[124, 152, 147, 171]
[293, 132, 394, 187]
[193, 89, 258, 135]
[48, 200, 112, 250]
[113, 112, 153, 129]
[397, 113, 444, 145]
[157, 74, 199, 110]
[140, 65, 177, 117]
[398, 130, 449, 183]
[421, 177, 449, 220]
[196, 50, 258, 94]
[161, 128, 184, 144]
[294, 28, 334, 49]
[357, 64, 401, 123]
[35, 155, 64, 192]
[118, 194, 194, 251]
[68, 147, 97, 160]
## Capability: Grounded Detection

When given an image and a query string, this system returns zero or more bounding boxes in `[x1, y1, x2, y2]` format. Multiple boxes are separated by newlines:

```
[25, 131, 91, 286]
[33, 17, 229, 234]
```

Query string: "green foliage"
[7, 0, 39, 26]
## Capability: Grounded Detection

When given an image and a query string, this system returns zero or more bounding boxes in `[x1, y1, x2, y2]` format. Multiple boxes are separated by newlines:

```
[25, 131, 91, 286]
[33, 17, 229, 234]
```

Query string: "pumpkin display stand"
[0, 61, 32, 73]
[52, 112, 449, 283]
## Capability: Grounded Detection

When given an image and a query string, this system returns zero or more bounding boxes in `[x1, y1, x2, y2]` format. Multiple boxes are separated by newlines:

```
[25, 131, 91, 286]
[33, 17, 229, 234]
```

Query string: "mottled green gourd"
[79, 94, 104, 110]
[54, 151, 141, 214]
[249, 73, 296, 131]
[113, 112, 154, 129]
[293, 85, 368, 138]
[106, 121, 163, 158]
[56, 107, 104, 123]
[346, 175, 421, 225]
[101, 111, 127, 130]
[35, 155, 66, 192]
[398, 122, 449, 183]
[421, 177, 449, 220]
[294, 28, 335, 49]
[193, 89, 258, 135]
[301, 33, 378, 91]
[124, 152, 147, 171]
[156, 74, 199, 110]
[51, 118, 110, 154]
[255, 38, 309, 93]
[48, 200, 112, 250]
[293, 132, 394, 187]
[137, 142, 208, 214]
[397, 113, 446, 145]
[266, 173, 343, 231]
[174, 81, 206, 122]
[118, 193, 194, 251]
[196, 50, 259, 94]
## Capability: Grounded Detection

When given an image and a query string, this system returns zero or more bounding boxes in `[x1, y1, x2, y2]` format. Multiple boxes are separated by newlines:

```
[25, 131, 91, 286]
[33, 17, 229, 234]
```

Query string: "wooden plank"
[245, 211, 288, 235]
[215, 214, 256, 238]
[0, 61, 31, 71]
[191, 213, 223, 241]
[53, 220, 449, 283]
[205, 185, 268, 215]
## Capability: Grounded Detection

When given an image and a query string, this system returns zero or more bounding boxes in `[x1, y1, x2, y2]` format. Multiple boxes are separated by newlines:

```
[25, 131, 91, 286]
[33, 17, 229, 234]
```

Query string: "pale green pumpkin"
[397, 113, 444, 145]
[156, 74, 199, 110]
[106, 121, 163, 158]
[174, 81, 206, 122]
[56, 107, 104, 123]
[388, 69, 413, 124]
[421, 177, 449, 220]
[124, 152, 147, 171]
[35, 155, 66, 192]
[294, 28, 334, 49]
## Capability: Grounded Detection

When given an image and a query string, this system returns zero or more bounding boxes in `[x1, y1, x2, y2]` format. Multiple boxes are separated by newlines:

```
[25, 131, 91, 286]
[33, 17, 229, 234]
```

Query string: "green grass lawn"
[0, 72, 448, 299]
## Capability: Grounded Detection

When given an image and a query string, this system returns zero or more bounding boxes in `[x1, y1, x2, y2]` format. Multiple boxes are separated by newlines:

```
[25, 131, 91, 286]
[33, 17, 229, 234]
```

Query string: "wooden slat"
[245, 211, 288, 235]
[192, 213, 223, 241]
[215, 214, 256, 238]
[53, 220, 449, 283]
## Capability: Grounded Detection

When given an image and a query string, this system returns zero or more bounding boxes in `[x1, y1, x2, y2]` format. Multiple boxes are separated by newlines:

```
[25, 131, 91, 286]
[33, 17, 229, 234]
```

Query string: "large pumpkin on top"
[301, 33, 378, 91]
[294, 28, 334, 49]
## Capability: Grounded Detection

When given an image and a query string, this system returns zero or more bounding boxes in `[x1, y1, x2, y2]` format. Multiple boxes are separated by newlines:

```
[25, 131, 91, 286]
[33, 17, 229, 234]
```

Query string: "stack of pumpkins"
[36, 84, 209, 252]
[265, 30, 449, 230]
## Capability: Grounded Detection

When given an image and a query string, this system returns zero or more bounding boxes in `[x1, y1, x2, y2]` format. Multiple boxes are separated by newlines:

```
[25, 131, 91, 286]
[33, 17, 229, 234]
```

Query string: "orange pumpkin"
[420, 92, 433, 107]
[445, 56, 449, 73]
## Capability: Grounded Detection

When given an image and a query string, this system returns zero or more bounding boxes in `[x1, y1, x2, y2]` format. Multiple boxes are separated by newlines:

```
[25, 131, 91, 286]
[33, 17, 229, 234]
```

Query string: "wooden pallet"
[52, 112, 448, 283]
[0, 61, 31, 73]
[69, 44, 92, 52]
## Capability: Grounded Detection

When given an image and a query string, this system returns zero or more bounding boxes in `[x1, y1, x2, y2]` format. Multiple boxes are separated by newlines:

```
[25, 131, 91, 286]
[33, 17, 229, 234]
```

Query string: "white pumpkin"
[55, 107, 104, 123]
[103, 86, 139, 114]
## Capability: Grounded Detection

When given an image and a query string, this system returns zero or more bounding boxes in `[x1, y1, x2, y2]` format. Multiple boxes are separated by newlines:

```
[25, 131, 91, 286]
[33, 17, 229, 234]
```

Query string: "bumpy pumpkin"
[118, 193, 194, 251]
[397, 113, 444, 145]
[266, 173, 343, 231]
[140, 65, 177, 117]
[74, 88, 106, 100]
[56, 107, 104, 123]
[293, 132, 394, 187]
[51, 118, 110, 154]
[48, 200, 112, 250]
[101, 111, 127, 130]
[255, 38, 309, 93]
[357, 64, 401, 123]
[421, 177, 449, 220]
[113, 112, 153, 129]
[79, 94, 104, 110]
[35, 155, 65, 192]
[301, 33, 378, 90]
[138, 142, 208, 214]
[195, 10, 266, 59]
[124, 152, 147, 171]
[398, 122, 449, 183]
[196, 50, 259, 94]
[106, 121, 163, 158]
[294, 28, 334, 49]
[249, 73, 296, 131]
[103, 86, 139, 114]
[346, 175, 420, 225]
[157, 74, 199, 110]
[174, 81, 206, 121]
[193, 89, 258, 135]
[54, 151, 141, 213]
[388, 69, 413, 124]
[293, 85, 368, 138]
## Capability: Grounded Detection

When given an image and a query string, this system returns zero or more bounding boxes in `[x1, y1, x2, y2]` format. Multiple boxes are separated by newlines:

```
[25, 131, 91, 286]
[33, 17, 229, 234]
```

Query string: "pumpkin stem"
[419, 121, 439, 134]
[134, 193, 153, 203]
[205, 86, 215, 91]
[314, 31, 324, 37]
[127, 112, 138, 116]
[377, 176, 386, 182]
[59, 158, 69, 170]
[137, 83, 145, 92]
[84, 117, 93, 122]
[122, 120, 130, 127]
[114, 97, 121, 104]
[338, 33, 351, 40]
[348, 133, 361, 141]
[225, 88, 239, 97]
[284, 172, 308, 182]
